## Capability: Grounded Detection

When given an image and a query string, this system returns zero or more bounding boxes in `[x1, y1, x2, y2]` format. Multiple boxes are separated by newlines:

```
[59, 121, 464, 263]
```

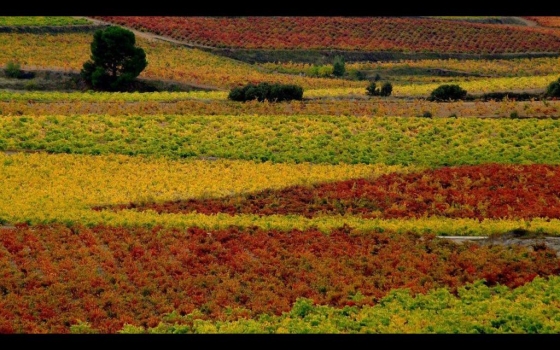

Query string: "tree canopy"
[81, 26, 147, 91]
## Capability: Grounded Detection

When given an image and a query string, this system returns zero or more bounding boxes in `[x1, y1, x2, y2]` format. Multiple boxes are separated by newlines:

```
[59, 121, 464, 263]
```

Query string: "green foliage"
[24, 81, 36, 91]
[290, 298, 316, 318]
[3, 114, 560, 166]
[228, 82, 303, 102]
[306, 65, 333, 77]
[545, 77, 560, 98]
[366, 81, 392, 96]
[419, 111, 433, 118]
[4, 61, 22, 79]
[0, 16, 91, 26]
[332, 55, 345, 77]
[80, 26, 148, 92]
[118, 324, 147, 334]
[348, 69, 367, 81]
[380, 82, 393, 96]
[70, 321, 98, 334]
[428, 84, 468, 101]
[134, 277, 560, 334]
[366, 81, 378, 96]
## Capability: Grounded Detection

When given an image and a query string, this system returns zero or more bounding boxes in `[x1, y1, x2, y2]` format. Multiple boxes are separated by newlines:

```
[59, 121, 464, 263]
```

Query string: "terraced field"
[1, 16, 560, 334]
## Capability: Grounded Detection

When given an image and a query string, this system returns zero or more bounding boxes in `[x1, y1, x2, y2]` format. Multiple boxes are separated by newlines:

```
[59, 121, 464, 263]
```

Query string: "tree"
[332, 55, 345, 77]
[81, 26, 147, 91]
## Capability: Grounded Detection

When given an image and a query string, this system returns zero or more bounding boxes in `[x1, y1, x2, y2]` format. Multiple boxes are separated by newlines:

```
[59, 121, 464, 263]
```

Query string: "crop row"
[2, 152, 560, 235]
[0, 70, 556, 99]
[2, 68, 556, 100]
[263, 56, 560, 78]
[93, 16, 560, 54]
[1, 114, 560, 165]
[303, 74, 555, 98]
[0, 16, 91, 26]
[103, 164, 560, 221]
[1, 223, 558, 333]
[1, 98, 559, 119]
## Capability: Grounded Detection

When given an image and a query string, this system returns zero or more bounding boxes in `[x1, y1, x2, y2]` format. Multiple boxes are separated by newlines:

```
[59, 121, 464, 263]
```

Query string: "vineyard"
[1, 16, 560, 334]
[92, 16, 560, 54]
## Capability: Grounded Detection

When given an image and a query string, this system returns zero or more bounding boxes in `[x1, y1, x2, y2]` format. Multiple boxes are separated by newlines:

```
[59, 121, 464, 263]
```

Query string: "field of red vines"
[1, 223, 558, 333]
[92, 16, 560, 54]
[101, 164, 560, 221]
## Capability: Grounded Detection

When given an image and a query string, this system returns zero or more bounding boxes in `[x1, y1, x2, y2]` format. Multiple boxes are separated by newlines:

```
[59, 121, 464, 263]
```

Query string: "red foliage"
[92, 16, 560, 54]
[0, 223, 558, 333]
[105, 164, 560, 221]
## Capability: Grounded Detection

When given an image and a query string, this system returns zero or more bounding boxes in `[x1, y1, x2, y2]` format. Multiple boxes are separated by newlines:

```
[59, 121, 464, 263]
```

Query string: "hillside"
[1, 16, 560, 335]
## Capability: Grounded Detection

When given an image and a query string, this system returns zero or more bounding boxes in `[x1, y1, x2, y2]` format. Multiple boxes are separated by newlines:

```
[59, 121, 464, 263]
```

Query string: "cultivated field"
[1, 16, 560, 334]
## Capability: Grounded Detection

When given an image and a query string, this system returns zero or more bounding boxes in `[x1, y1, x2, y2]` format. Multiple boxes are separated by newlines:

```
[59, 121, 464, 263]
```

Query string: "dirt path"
[75, 17, 217, 50]
[512, 16, 538, 27]
[440, 233, 560, 257]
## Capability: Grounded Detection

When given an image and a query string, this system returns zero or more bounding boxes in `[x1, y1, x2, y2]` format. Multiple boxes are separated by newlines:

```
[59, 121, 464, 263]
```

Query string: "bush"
[366, 81, 392, 97]
[306, 65, 332, 77]
[545, 78, 560, 98]
[228, 82, 303, 102]
[380, 82, 393, 97]
[366, 81, 378, 96]
[510, 111, 521, 119]
[419, 111, 433, 118]
[348, 69, 367, 81]
[4, 61, 22, 78]
[24, 81, 37, 90]
[332, 55, 345, 77]
[429, 84, 467, 101]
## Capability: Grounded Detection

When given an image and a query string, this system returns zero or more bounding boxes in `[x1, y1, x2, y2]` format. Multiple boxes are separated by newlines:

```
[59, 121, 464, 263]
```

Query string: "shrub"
[332, 55, 345, 77]
[4, 61, 22, 78]
[429, 84, 467, 101]
[348, 70, 367, 81]
[24, 81, 37, 90]
[366, 81, 378, 96]
[419, 111, 433, 118]
[317, 66, 333, 77]
[306, 65, 332, 77]
[380, 82, 393, 97]
[510, 111, 521, 119]
[366, 81, 392, 97]
[228, 82, 303, 102]
[545, 77, 560, 98]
